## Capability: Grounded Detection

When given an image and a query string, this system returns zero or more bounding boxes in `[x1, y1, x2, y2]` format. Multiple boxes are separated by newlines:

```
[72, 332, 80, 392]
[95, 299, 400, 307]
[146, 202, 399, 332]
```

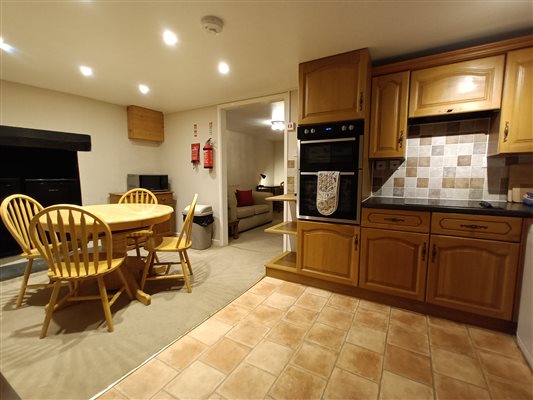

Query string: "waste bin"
[183, 204, 214, 250]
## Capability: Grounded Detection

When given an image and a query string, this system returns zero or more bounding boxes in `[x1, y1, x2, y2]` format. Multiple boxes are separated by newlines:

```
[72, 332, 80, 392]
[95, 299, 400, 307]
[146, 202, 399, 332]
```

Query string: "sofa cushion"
[236, 205, 255, 219]
[236, 189, 254, 207]
[254, 204, 270, 215]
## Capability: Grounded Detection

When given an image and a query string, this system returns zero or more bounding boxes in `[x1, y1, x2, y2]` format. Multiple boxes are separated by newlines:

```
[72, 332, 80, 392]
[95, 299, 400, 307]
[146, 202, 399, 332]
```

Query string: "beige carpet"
[0, 223, 281, 399]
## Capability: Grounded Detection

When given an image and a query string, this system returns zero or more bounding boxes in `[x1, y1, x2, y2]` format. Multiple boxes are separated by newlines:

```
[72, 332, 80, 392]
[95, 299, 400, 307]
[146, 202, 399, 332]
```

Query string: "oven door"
[297, 171, 362, 224]
[299, 137, 362, 172]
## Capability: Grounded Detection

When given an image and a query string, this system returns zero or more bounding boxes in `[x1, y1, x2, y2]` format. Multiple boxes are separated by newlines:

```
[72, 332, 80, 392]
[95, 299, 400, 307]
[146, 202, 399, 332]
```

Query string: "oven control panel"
[297, 120, 364, 140]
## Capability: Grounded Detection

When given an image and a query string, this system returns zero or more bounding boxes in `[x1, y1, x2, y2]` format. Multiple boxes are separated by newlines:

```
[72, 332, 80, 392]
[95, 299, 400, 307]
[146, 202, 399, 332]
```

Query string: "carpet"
[0, 224, 281, 399]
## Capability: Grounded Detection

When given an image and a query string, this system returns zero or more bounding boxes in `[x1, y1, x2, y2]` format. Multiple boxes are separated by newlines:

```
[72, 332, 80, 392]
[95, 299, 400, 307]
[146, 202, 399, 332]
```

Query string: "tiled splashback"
[371, 118, 533, 201]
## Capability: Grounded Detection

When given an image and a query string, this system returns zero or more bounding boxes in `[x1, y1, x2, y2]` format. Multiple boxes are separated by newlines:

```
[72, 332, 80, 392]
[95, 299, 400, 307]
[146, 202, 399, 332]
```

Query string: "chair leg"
[134, 237, 141, 258]
[115, 266, 134, 300]
[140, 251, 155, 290]
[184, 250, 193, 275]
[40, 281, 62, 339]
[16, 258, 33, 307]
[97, 276, 114, 332]
[179, 252, 192, 293]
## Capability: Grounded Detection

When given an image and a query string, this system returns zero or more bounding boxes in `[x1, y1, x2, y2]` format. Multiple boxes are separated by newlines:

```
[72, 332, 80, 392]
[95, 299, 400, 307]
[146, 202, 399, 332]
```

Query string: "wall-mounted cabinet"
[127, 105, 164, 142]
[298, 48, 370, 125]
[369, 71, 410, 158]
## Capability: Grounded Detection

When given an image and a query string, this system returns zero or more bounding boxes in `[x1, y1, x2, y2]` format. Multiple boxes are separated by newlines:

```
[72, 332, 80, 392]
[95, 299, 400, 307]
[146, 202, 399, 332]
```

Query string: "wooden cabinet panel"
[497, 47, 533, 154]
[127, 105, 164, 142]
[297, 220, 359, 286]
[370, 71, 410, 158]
[299, 49, 370, 124]
[409, 55, 504, 118]
[431, 212, 522, 242]
[426, 235, 519, 320]
[362, 208, 430, 233]
[360, 228, 428, 300]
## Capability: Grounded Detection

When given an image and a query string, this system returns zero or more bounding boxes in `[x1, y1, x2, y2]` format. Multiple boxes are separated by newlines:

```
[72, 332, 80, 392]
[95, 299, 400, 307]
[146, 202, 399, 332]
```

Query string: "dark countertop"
[362, 197, 533, 218]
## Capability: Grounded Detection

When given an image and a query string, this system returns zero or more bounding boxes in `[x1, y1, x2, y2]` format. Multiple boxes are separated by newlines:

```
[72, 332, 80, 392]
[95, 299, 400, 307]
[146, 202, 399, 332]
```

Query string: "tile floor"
[98, 277, 533, 400]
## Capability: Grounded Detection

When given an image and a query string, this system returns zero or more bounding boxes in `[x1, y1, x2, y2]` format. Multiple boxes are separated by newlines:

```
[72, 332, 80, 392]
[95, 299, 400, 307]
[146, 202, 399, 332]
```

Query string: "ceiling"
[1, 1, 532, 132]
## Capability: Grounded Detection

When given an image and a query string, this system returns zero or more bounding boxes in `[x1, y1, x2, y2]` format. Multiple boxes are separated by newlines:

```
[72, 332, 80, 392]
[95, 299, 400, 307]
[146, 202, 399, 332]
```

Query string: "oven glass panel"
[298, 174, 359, 221]
[299, 140, 358, 172]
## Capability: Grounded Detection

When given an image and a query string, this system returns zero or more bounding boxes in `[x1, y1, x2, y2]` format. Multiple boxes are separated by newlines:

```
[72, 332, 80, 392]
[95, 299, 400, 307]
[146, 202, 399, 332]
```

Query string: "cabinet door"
[409, 55, 504, 118]
[154, 192, 175, 235]
[299, 49, 370, 124]
[426, 235, 519, 320]
[360, 228, 428, 300]
[297, 220, 359, 285]
[127, 105, 164, 142]
[369, 71, 409, 158]
[498, 47, 533, 154]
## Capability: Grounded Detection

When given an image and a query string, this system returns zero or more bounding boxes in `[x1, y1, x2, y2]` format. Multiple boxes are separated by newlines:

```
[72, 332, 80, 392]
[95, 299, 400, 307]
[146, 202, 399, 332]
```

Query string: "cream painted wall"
[273, 141, 284, 186]
[0, 80, 163, 205]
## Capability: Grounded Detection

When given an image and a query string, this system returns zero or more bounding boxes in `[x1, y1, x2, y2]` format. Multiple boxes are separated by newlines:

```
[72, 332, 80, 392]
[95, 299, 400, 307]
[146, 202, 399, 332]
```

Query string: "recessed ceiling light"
[138, 84, 150, 94]
[162, 29, 178, 46]
[79, 65, 93, 76]
[0, 37, 15, 53]
[218, 62, 230, 75]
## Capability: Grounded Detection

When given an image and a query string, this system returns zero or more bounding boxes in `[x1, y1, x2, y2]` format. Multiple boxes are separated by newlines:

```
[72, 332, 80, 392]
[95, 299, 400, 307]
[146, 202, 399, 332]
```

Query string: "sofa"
[228, 189, 273, 233]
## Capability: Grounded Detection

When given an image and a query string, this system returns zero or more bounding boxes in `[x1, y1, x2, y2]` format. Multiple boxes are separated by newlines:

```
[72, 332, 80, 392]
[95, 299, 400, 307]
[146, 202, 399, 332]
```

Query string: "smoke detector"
[201, 15, 224, 34]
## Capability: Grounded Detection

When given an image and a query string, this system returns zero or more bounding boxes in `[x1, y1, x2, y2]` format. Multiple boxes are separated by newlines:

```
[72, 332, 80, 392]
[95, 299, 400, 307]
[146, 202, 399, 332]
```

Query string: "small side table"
[228, 219, 240, 239]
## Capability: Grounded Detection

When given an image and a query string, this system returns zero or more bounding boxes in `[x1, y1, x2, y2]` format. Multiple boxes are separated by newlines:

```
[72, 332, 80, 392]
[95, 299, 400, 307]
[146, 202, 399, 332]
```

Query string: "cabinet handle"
[398, 130, 404, 148]
[384, 217, 405, 223]
[354, 234, 359, 251]
[503, 121, 509, 142]
[431, 244, 437, 263]
[421, 242, 427, 262]
[359, 92, 364, 112]
[460, 224, 488, 230]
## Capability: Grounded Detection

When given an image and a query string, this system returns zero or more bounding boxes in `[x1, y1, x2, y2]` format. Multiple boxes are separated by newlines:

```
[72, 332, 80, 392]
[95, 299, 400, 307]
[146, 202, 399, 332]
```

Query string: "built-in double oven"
[297, 120, 364, 224]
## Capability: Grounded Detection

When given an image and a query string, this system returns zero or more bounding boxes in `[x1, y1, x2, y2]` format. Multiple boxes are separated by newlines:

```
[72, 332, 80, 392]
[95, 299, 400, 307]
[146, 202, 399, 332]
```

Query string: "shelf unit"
[264, 194, 297, 271]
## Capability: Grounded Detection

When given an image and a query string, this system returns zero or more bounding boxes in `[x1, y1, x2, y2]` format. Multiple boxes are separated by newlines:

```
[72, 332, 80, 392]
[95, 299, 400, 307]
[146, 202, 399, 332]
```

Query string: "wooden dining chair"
[0, 194, 53, 307]
[29, 204, 133, 338]
[141, 193, 198, 293]
[118, 188, 158, 257]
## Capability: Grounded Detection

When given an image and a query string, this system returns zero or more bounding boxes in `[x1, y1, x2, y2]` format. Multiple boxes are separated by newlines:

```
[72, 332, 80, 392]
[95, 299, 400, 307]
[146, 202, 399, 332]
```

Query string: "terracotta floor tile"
[327, 293, 359, 313]
[283, 305, 318, 328]
[359, 299, 391, 314]
[157, 335, 208, 370]
[232, 291, 266, 309]
[249, 280, 279, 296]
[434, 373, 490, 400]
[387, 324, 429, 356]
[267, 320, 308, 350]
[269, 365, 327, 399]
[97, 388, 127, 399]
[212, 303, 251, 325]
[115, 358, 178, 400]
[245, 304, 285, 328]
[277, 281, 306, 298]
[379, 371, 433, 400]
[150, 389, 178, 399]
[486, 373, 533, 400]
[188, 319, 233, 346]
[261, 276, 285, 286]
[164, 360, 226, 399]
[225, 319, 269, 347]
[431, 347, 486, 388]
[336, 343, 383, 383]
[291, 342, 338, 378]
[263, 291, 297, 311]
[429, 324, 475, 357]
[477, 349, 532, 383]
[217, 363, 276, 399]
[390, 308, 427, 334]
[428, 316, 468, 334]
[354, 308, 389, 332]
[208, 392, 226, 399]
[295, 292, 329, 312]
[384, 344, 432, 386]
[468, 326, 524, 359]
[306, 322, 347, 352]
[199, 337, 250, 374]
[346, 322, 386, 354]
[304, 286, 332, 298]
[246, 340, 293, 376]
[316, 306, 354, 330]
[323, 367, 378, 400]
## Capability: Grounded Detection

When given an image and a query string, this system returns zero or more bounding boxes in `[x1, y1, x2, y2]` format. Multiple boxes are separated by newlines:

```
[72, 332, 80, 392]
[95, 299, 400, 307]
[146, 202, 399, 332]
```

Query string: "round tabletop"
[83, 203, 173, 232]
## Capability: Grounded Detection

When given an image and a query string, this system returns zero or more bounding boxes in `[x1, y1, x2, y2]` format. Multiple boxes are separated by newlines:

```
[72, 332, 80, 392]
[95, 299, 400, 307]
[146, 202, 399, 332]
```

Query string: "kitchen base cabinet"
[297, 220, 359, 286]
[426, 235, 519, 320]
[360, 228, 428, 300]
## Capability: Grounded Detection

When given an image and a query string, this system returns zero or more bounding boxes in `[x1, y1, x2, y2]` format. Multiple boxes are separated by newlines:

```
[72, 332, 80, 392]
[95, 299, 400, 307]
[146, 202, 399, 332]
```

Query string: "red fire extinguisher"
[203, 138, 214, 169]
[191, 143, 200, 164]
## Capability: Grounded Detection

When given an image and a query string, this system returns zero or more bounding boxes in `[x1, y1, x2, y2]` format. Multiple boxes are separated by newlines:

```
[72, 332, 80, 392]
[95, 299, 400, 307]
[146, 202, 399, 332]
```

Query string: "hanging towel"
[316, 171, 340, 216]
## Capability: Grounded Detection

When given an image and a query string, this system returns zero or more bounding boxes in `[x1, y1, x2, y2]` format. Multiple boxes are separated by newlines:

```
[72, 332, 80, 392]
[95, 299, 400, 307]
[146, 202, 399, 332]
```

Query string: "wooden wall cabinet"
[409, 55, 505, 118]
[127, 105, 164, 142]
[369, 71, 410, 158]
[299, 48, 370, 125]
[297, 220, 359, 286]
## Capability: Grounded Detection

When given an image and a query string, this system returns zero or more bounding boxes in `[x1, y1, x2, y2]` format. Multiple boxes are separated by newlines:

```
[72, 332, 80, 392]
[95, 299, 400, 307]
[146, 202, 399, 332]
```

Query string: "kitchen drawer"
[431, 213, 522, 242]
[155, 193, 174, 205]
[362, 208, 430, 233]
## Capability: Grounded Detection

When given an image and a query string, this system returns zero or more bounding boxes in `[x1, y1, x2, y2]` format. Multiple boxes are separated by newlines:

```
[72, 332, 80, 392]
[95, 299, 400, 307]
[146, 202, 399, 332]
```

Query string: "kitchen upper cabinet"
[127, 105, 164, 142]
[299, 48, 370, 124]
[409, 55, 505, 118]
[369, 71, 410, 158]
[426, 234, 519, 320]
[493, 47, 533, 154]
[297, 220, 359, 286]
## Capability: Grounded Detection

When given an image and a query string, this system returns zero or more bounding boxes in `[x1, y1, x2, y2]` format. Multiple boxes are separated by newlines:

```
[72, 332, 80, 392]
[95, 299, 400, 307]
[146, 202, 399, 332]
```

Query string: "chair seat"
[145, 236, 191, 252]
[50, 256, 125, 280]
